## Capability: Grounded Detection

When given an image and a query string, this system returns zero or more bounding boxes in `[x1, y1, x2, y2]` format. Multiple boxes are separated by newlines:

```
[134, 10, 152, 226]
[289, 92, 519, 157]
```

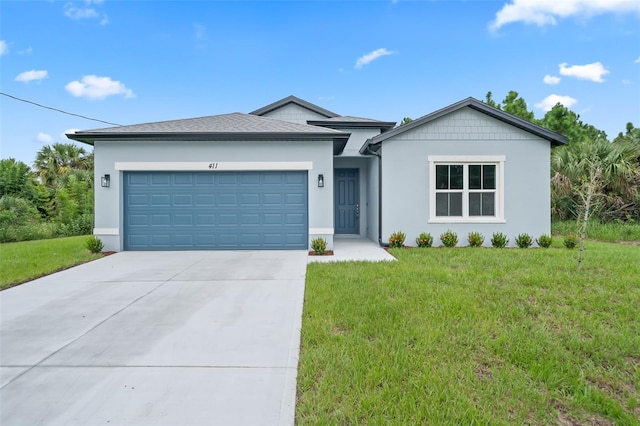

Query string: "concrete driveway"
[0, 250, 308, 426]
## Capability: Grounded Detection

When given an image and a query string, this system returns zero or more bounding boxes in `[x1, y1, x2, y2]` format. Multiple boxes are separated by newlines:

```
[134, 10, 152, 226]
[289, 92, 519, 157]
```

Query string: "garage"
[124, 171, 308, 250]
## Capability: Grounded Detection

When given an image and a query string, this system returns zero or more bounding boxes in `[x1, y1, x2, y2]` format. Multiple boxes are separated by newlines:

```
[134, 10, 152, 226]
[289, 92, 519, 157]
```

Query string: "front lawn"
[298, 242, 640, 424]
[0, 236, 103, 290]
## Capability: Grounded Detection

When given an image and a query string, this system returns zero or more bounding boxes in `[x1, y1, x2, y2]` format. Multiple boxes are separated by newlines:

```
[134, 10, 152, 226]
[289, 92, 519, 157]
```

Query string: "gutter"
[364, 144, 388, 248]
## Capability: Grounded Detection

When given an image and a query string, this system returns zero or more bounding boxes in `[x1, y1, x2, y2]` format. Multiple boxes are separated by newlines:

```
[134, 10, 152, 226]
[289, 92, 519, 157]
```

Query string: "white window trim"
[428, 155, 505, 223]
[114, 161, 313, 171]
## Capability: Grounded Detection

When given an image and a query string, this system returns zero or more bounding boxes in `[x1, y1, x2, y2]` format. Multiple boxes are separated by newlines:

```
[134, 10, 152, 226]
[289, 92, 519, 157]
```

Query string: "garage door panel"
[124, 171, 307, 250]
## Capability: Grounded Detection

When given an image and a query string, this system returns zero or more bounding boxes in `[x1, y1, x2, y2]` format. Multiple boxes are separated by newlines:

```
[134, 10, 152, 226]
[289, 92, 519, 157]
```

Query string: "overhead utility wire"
[0, 92, 123, 126]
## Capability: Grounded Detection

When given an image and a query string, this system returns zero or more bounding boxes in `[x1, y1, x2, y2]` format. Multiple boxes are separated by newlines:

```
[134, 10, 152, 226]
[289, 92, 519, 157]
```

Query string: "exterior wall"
[259, 103, 329, 125]
[94, 139, 335, 251]
[339, 128, 381, 157]
[381, 107, 552, 247]
[366, 154, 380, 242]
[333, 156, 370, 236]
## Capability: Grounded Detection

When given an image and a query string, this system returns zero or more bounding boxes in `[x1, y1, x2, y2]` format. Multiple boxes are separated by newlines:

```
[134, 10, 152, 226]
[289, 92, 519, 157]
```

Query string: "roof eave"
[68, 131, 348, 142]
[307, 120, 397, 131]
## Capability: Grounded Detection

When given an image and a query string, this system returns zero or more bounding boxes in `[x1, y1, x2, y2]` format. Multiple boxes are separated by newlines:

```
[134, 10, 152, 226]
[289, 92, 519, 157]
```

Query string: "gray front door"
[334, 168, 359, 234]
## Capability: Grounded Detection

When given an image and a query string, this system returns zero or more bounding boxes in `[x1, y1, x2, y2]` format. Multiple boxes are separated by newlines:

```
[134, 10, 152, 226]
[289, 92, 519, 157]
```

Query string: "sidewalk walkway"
[308, 236, 396, 263]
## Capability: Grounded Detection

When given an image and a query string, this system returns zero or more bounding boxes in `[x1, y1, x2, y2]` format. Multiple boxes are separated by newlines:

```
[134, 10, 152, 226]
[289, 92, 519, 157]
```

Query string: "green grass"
[553, 220, 640, 243]
[298, 242, 640, 425]
[0, 236, 103, 290]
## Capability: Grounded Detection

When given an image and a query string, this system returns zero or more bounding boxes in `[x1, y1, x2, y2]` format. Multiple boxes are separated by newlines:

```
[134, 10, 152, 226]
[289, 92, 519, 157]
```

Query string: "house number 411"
[208, 163, 219, 169]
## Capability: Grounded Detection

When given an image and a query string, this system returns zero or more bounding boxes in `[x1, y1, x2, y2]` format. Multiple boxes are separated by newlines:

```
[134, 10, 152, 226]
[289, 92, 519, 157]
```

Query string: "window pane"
[482, 193, 495, 216]
[436, 165, 449, 189]
[450, 193, 462, 216]
[469, 165, 481, 189]
[469, 192, 481, 216]
[483, 165, 496, 189]
[450, 165, 463, 189]
[436, 193, 449, 216]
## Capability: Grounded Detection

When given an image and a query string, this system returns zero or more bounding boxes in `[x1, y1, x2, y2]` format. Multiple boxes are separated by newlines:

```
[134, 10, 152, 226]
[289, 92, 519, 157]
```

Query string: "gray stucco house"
[68, 96, 566, 252]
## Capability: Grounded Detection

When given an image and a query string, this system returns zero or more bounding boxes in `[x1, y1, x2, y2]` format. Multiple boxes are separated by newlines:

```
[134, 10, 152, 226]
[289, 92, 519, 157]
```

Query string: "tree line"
[1, 92, 638, 243]
[0, 143, 94, 242]
[485, 91, 639, 224]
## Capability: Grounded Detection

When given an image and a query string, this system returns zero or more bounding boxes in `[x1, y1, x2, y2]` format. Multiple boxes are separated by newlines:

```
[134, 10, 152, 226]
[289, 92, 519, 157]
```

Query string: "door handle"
[355, 203, 360, 217]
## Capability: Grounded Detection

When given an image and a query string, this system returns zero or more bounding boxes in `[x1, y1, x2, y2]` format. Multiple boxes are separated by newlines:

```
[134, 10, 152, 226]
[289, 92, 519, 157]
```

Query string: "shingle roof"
[75, 112, 346, 135]
[360, 97, 567, 154]
[250, 95, 339, 118]
[308, 116, 396, 131]
[67, 112, 351, 154]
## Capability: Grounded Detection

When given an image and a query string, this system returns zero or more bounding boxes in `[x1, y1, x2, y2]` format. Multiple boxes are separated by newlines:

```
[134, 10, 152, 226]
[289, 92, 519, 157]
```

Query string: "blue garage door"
[124, 171, 308, 250]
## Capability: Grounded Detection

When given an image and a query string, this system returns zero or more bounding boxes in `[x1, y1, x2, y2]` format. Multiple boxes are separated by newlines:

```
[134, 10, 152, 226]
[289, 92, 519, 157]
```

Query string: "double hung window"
[429, 156, 505, 222]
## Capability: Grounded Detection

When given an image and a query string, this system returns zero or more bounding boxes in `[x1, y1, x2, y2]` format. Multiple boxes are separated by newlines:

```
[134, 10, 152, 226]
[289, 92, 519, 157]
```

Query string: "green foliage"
[491, 232, 509, 248]
[467, 231, 485, 247]
[85, 235, 104, 253]
[553, 220, 640, 242]
[440, 229, 458, 247]
[484, 91, 534, 122]
[0, 195, 41, 227]
[536, 234, 553, 248]
[34, 143, 92, 187]
[310, 237, 327, 255]
[400, 117, 413, 125]
[564, 234, 579, 249]
[515, 233, 533, 248]
[415, 232, 433, 248]
[388, 231, 406, 248]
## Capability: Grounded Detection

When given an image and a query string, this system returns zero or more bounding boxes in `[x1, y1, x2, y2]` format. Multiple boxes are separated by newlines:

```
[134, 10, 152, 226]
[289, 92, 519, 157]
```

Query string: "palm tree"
[33, 143, 91, 187]
[551, 138, 638, 269]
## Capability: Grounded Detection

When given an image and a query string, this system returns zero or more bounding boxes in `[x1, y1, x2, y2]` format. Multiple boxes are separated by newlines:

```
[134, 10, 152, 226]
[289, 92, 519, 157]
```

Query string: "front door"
[334, 168, 359, 234]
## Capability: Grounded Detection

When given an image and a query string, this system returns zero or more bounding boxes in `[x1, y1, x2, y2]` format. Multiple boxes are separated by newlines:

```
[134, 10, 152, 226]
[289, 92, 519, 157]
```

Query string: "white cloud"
[490, 0, 640, 30]
[543, 75, 561, 85]
[15, 69, 48, 83]
[65, 5, 99, 19]
[64, 1, 108, 24]
[559, 62, 609, 82]
[37, 133, 53, 143]
[355, 48, 396, 69]
[63, 129, 80, 139]
[65, 75, 135, 100]
[635, 56, 640, 64]
[535, 94, 578, 111]
[0, 40, 8, 56]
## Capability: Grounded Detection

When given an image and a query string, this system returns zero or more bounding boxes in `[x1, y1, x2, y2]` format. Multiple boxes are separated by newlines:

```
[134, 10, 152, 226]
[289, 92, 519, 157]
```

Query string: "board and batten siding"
[380, 107, 552, 247]
[93, 139, 334, 252]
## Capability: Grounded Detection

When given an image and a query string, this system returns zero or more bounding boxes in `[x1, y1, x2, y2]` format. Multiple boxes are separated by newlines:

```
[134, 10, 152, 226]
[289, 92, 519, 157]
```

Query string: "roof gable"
[360, 97, 567, 153]
[250, 95, 339, 118]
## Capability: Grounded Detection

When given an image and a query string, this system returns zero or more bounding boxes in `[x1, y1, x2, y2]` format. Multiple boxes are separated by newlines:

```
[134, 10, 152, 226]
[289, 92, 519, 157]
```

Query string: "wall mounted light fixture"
[101, 174, 110, 188]
[317, 174, 324, 188]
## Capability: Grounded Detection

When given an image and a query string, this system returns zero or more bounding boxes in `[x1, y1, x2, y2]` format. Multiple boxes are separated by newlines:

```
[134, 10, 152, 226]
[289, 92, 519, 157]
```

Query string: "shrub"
[515, 233, 533, 248]
[388, 231, 406, 248]
[536, 234, 553, 248]
[564, 233, 579, 249]
[467, 232, 485, 247]
[415, 232, 433, 248]
[85, 236, 104, 253]
[491, 232, 508, 248]
[310, 237, 327, 255]
[440, 230, 458, 248]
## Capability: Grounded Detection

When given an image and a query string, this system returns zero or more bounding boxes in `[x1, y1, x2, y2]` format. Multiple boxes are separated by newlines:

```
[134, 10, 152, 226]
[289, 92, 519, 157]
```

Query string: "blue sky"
[1, 0, 639, 165]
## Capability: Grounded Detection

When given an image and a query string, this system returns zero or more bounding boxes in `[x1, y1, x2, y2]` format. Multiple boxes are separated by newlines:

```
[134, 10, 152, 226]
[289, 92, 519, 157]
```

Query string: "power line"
[0, 92, 123, 126]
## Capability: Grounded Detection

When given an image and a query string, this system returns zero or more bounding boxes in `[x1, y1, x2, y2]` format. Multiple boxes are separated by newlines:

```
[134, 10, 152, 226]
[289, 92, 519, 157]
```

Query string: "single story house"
[68, 96, 567, 252]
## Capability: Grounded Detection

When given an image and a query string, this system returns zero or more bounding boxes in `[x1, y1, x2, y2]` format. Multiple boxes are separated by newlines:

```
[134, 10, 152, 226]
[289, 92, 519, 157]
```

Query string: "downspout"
[365, 145, 388, 247]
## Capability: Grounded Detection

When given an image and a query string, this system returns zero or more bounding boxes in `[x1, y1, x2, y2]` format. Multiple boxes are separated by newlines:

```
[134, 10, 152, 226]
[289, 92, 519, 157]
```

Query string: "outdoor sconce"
[318, 174, 324, 188]
[101, 174, 110, 188]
